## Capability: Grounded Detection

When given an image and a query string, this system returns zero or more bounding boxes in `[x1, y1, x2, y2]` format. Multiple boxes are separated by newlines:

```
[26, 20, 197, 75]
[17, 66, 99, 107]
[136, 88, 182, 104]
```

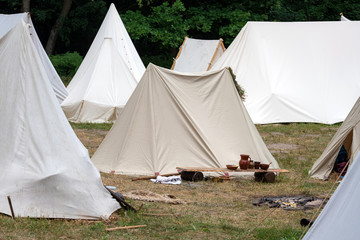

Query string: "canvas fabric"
[62, 4, 145, 123]
[212, 21, 360, 124]
[0, 12, 67, 102]
[0, 21, 119, 219]
[304, 151, 360, 239]
[91, 64, 279, 176]
[309, 97, 360, 180]
[172, 37, 225, 72]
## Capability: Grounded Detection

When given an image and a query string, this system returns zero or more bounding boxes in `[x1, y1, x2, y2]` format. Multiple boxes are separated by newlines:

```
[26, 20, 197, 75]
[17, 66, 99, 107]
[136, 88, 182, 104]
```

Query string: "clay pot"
[239, 154, 251, 170]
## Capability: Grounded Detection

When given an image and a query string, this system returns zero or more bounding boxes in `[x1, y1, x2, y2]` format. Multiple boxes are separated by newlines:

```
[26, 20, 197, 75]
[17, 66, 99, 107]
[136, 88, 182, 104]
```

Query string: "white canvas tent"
[61, 3, 145, 123]
[340, 13, 350, 21]
[212, 21, 360, 124]
[91, 63, 279, 176]
[0, 12, 68, 102]
[0, 21, 120, 219]
[303, 151, 360, 239]
[309, 97, 360, 180]
[171, 37, 226, 72]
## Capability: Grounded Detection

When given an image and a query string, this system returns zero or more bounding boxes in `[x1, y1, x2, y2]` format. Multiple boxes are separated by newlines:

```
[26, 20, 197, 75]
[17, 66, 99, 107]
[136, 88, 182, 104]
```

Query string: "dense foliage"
[49, 51, 82, 85]
[1, 0, 360, 68]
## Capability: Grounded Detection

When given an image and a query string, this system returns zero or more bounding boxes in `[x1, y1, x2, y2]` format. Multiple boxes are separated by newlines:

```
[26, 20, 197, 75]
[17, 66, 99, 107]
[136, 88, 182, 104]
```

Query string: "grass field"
[0, 122, 342, 239]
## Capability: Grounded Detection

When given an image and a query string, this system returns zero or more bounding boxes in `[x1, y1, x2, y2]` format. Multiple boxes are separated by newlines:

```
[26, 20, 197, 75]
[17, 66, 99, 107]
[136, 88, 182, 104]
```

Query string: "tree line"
[1, 0, 360, 68]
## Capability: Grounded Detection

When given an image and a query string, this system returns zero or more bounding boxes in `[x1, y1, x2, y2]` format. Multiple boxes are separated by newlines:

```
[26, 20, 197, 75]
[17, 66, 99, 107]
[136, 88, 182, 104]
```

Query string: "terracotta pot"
[239, 154, 251, 170]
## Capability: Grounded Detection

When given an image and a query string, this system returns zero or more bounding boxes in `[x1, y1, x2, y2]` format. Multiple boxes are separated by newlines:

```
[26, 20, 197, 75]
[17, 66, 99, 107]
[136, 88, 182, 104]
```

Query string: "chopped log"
[180, 171, 204, 181]
[132, 173, 180, 181]
[254, 172, 276, 183]
[106, 225, 147, 231]
[264, 172, 276, 183]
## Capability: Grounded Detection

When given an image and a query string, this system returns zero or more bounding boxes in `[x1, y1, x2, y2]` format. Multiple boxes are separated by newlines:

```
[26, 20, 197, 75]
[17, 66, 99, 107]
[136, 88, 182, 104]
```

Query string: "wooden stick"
[7, 196, 15, 219]
[207, 39, 223, 71]
[142, 213, 179, 217]
[171, 36, 187, 70]
[106, 225, 147, 231]
[132, 172, 180, 181]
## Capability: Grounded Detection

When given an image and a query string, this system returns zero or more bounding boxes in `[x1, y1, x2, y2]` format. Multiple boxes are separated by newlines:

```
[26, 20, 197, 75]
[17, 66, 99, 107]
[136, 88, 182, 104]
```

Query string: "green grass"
[0, 123, 342, 239]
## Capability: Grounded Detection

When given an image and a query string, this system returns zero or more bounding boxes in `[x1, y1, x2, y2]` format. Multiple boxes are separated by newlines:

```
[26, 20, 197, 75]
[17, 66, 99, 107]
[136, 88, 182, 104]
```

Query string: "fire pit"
[253, 195, 327, 210]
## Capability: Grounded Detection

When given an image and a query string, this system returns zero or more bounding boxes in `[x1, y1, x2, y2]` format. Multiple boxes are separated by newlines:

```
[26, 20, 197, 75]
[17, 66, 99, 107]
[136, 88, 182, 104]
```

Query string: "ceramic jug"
[239, 154, 251, 170]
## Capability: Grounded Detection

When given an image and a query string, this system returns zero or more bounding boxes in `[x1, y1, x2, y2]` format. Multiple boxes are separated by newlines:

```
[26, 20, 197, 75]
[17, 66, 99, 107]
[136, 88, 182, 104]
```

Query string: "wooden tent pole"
[171, 36, 188, 70]
[206, 38, 226, 71]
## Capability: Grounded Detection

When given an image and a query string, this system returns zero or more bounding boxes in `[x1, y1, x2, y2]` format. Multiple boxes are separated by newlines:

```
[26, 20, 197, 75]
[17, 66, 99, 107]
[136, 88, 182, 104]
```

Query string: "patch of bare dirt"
[267, 143, 298, 150]
[271, 132, 285, 136]
[74, 129, 109, 156]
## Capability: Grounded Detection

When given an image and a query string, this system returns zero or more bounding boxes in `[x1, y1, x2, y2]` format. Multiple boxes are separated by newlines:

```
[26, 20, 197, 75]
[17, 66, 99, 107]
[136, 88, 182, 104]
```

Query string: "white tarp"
[91, 64, 279, 176]
[309, 97, 360, 180]
[61, 3, 145, 123]
[0, 12, 68, 102]
[171, 37, 225, 72]
[303, 151, 360, 239]
[0, 21, 119, 219]
[212, 21, 360, 124]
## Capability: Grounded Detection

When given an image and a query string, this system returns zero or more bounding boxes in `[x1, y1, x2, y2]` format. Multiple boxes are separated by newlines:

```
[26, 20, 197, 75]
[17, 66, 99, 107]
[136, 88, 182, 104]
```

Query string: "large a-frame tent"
[309, 97, 360, 180]
[303, 151, 360, 239]
[171, 37, 226, 72]
[0, 21, 119, 219]
[91, 64, 279, 176]
[212, 21, 360, 124]
[0, 12, 68, 103]
[61, 3, 145, 123]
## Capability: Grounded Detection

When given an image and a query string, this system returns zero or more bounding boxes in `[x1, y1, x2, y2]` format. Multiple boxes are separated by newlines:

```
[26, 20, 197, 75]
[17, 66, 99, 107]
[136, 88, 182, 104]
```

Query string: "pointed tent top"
[62, 3, 145, 123]
[0, 13, 67, 102]
[0, 20, 119, 219]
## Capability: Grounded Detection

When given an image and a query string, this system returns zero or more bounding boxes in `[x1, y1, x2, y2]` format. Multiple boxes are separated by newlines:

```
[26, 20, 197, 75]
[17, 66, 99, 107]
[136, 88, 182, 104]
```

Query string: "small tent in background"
[212, 21, 360, 124]
[0, 21, 119, 219]
[0, 12, 68, 102]
[61, 3, 145, 123]
[91, 64, 279, 176]
[309, 97, 360, 180]
[171, 37, 226, 72]
[340, 12, 350, 21]
[303, 151, 360, 239]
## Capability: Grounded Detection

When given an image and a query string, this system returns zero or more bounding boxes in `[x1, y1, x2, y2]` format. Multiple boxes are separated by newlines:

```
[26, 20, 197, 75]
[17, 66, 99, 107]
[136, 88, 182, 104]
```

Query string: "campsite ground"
[0, 123, 340, 239]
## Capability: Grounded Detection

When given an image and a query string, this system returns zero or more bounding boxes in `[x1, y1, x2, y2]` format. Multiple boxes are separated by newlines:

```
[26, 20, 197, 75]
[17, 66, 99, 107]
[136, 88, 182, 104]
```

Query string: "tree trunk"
[21, 0, 30, 12]
[45, 0, 72, 55]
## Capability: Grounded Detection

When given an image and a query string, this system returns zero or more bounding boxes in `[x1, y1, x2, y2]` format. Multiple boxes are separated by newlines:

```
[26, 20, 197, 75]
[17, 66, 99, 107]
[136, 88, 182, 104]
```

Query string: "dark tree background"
[1, 0, 360, 69]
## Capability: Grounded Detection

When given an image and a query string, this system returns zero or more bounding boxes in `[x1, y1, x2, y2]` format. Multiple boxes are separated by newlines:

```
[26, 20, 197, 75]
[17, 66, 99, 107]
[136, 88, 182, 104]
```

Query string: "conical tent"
[0, 21, 119, 219]
[309, 97, 360, 180]
[171, 37, 226, 72]
[91, 64, 279, 176]
[303, 151, 360, 239]
[212, 21, 360, 124]
[62, 3, 145, 123]
[0, 12, 68, 102]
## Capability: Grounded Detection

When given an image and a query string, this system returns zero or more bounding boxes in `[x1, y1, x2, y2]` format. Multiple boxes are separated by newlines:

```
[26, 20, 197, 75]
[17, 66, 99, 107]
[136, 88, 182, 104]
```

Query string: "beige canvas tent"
[309, 97, 360, 180]
[0, 20, 119, 219]
[91, 64, 279, 176]
[171, 37, 225, 72]
[61, 3, 145, 123]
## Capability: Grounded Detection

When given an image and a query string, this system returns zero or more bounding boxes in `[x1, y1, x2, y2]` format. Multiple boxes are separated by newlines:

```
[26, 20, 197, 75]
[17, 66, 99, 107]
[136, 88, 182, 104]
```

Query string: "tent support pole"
[7, 196, 15, 219]
[171, 36, 188, 70]
[207, 38, 226, 71]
